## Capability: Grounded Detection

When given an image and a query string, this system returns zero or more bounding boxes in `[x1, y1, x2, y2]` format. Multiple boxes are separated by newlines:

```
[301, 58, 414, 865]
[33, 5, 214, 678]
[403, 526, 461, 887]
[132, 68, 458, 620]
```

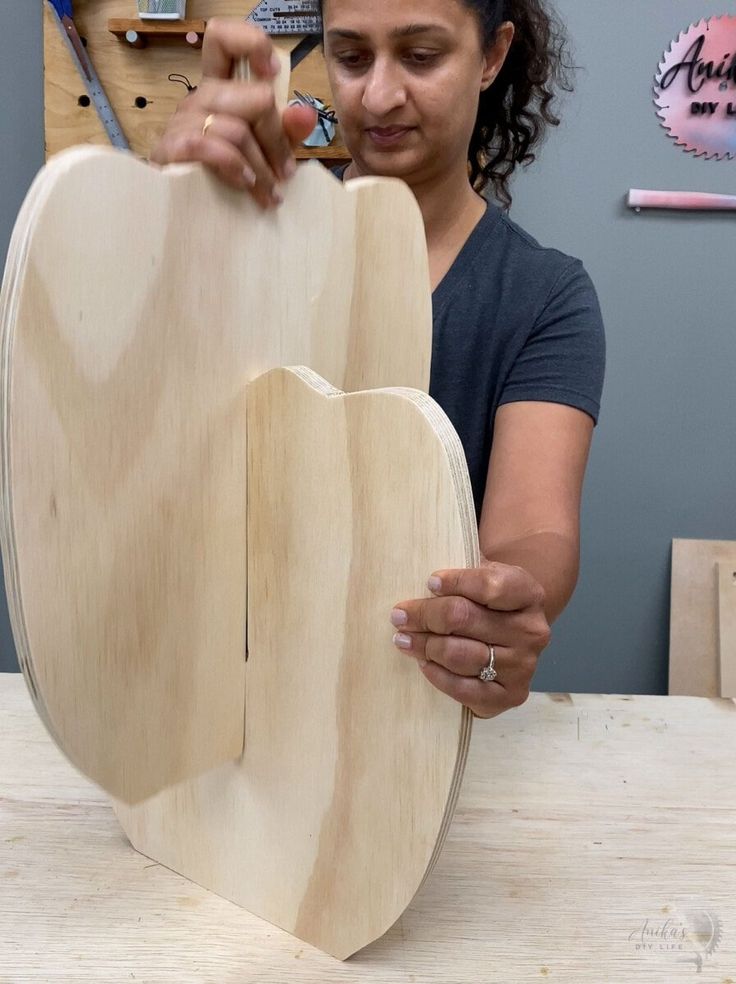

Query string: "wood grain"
[0, 148, 431, 804]
[113, 365, 479, 960]
[43, 0, 349, 161]
[3, 673, 736, 981]
[669, 538, 736, 696]
[717, 561, 736, 699]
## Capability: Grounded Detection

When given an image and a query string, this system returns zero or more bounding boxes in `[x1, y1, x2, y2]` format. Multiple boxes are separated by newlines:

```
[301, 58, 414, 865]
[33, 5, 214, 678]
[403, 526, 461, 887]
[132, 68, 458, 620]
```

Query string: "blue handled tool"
[48, 0, 129, 149]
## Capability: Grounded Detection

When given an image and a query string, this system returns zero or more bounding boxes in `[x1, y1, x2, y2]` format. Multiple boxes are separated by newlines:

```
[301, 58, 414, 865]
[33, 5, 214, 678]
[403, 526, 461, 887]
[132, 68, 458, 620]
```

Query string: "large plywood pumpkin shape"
[0, 147, 480, 958]
[0, 147, 432, 803]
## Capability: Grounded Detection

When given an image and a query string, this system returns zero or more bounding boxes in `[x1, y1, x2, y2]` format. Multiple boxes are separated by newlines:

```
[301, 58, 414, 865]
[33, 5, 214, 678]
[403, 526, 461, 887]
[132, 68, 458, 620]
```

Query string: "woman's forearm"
[481, 530, 580, 625]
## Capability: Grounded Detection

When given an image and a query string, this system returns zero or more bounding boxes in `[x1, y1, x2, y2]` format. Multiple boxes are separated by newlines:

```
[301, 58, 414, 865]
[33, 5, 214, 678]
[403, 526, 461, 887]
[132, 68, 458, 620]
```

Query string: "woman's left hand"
[390, 561, 551, 719]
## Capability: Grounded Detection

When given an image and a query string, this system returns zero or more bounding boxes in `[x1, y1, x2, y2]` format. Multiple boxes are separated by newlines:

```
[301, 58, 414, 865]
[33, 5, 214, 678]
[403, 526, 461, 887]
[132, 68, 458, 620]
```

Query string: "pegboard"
[43, 0, 349, 161]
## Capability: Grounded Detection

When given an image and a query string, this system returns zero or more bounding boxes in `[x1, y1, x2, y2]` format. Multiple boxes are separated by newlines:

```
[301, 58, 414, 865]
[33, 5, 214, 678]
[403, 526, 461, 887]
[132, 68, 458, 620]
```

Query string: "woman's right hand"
[150, 18, 317, 208]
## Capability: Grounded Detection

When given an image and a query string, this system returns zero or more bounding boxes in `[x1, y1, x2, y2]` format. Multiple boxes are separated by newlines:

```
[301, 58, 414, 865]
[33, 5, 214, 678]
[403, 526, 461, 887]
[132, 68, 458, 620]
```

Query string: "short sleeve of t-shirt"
[430, 205, 606, 518]
[497, 257, 604, 423]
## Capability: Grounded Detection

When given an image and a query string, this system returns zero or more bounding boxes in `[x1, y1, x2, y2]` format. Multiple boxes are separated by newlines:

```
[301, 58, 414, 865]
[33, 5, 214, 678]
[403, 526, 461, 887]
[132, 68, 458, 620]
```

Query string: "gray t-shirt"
[333, 167, 606, 521]
[430, 203, 606, 520]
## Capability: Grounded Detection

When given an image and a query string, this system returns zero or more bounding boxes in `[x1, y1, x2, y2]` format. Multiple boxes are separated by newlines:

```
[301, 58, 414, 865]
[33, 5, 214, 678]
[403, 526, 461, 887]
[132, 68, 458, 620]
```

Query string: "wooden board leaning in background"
[669, 538, 736, 698]
[43, 0, 349, 162]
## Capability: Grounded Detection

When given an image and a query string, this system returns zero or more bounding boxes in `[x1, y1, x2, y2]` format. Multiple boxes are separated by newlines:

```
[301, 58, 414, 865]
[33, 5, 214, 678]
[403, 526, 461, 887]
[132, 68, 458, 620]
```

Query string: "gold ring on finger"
[202, 113, 216, 137]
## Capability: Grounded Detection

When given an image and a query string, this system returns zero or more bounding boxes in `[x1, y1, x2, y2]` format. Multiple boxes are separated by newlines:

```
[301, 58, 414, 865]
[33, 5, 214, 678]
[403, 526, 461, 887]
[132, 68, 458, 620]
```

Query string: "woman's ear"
[481, 21, 515, 91]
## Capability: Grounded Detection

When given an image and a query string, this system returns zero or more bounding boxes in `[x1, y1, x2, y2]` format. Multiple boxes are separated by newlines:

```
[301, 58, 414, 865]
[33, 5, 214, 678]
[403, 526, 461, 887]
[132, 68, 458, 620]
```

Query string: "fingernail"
[390, 608, 408, 627]
[271, 186, 284, 205]
[282, 158, 296, 180]
[242, 165, 257, 187]
[392, 633, 412, 651]
[270, 53, 282, 74]
[428, 576, 442, 593]
[419, 659, 429, 668]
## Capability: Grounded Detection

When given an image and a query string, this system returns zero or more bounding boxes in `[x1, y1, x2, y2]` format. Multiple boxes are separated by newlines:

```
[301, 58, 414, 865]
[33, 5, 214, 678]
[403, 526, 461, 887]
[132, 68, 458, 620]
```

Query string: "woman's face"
[322, 0, 508, 187]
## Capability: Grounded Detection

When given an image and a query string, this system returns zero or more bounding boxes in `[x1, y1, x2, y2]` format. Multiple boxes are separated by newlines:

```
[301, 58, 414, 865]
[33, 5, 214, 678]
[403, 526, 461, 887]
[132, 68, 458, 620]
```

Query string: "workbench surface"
[1, 672, 734, 982]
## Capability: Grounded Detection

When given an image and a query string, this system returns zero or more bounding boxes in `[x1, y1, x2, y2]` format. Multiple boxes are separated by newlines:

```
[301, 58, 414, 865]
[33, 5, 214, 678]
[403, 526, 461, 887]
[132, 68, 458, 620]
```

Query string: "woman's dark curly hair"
[319, 0, 574, 209]
[467, 0, 574, 207]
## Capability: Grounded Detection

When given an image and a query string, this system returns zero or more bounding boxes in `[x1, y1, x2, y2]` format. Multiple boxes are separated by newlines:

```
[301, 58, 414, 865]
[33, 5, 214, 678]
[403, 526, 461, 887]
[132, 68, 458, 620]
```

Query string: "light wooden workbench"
[1, 672, 735, 982]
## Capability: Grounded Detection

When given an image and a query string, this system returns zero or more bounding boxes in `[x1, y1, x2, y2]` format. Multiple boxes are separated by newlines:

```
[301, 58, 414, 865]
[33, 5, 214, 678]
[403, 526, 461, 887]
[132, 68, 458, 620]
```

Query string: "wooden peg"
[124, 29, 147, 49]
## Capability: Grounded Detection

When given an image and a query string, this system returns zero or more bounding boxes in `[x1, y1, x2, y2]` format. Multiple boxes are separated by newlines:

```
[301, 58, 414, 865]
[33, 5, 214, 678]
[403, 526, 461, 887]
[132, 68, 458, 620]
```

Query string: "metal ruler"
[49, 3, 129, 149]
[246, 0, 322, 35]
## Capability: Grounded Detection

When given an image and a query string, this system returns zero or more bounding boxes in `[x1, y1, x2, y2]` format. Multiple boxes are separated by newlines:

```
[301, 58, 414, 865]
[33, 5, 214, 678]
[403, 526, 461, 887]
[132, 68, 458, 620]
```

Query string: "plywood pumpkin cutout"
[0, 147, 479, 959]
[117, 365, 478, 959]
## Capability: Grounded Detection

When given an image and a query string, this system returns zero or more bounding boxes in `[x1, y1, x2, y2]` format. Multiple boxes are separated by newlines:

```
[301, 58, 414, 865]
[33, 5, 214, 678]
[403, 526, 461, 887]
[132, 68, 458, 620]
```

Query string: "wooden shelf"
[108, 18, 206, 48]
[296, 145, 349, 162]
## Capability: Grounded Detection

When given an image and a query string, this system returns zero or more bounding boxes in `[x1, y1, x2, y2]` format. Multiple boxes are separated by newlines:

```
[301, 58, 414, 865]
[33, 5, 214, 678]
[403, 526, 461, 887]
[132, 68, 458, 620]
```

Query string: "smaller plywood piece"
[0, 146, 431, 804]
[669, 539, 736, 696]
[115, 365, 479, 960]
[717, 562, 736, 699]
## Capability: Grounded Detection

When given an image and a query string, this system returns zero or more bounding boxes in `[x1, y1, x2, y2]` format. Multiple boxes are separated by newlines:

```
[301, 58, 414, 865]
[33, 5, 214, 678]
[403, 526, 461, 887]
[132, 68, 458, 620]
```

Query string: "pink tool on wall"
[628, 189, 736, 212]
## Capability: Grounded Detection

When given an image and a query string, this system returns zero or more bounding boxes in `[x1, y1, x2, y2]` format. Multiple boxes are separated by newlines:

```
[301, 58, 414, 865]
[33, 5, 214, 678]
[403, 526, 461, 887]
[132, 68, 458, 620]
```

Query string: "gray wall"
[0, 0, 44, 673]
[1, 2, 734, 693]
[509, 0, 736, 695]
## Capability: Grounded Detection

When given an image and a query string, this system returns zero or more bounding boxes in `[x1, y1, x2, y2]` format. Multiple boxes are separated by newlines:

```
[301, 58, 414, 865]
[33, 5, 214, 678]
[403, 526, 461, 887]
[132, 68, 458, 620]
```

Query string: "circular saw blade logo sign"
[654, 16, 736, 159]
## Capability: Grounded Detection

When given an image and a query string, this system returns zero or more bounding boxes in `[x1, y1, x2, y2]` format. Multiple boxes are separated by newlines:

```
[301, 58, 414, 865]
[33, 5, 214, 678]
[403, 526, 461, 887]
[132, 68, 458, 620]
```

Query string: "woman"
[152, 0, 605, 720]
